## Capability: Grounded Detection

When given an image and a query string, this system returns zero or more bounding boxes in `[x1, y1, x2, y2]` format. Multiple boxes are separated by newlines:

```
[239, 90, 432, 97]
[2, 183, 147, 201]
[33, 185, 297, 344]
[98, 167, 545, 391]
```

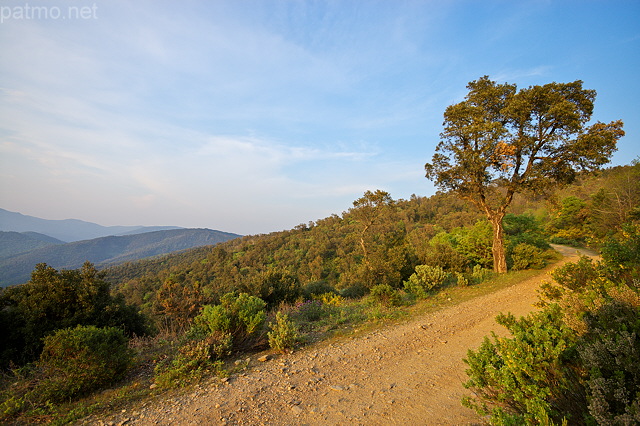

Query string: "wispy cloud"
[1, 0, 637, 233]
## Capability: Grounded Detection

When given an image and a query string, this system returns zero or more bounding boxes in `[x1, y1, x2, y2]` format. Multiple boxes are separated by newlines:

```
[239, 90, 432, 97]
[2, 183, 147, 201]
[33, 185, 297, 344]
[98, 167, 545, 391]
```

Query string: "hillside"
[0, 231, 65, 258]
[100, 164, 639, 330]
[0, 228, 241, 287]
[90, 246, 598, 425]
[0, 208, 182, 242]
[1, 164, 638, 425]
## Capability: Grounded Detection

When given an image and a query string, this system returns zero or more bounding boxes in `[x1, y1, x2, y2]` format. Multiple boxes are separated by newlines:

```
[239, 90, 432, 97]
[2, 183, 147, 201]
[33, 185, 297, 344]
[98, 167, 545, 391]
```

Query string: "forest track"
[86, 245, 596, 426]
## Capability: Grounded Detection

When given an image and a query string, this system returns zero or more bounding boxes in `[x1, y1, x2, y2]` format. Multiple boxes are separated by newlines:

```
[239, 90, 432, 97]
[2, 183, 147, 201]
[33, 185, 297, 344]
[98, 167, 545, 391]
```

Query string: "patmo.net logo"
[1, 3, 98, 24]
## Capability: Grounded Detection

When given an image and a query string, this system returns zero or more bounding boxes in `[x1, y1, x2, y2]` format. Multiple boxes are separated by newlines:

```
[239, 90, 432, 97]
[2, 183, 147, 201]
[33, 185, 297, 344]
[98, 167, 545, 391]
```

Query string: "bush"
[303, 281, 337, 299]
[403, 264, 448, 298]
[154, 332, 229, 388]
[471, 264, 493, 284]
[292, 300, 325, 322]
[464, 232, 640, 425]
[0, 262, 148, 369]
[369, 284, 402, 307]
[155, 292, 266, 388]
[36, 325, 133, 402]
[455, 272, 469, 287]
[551, 256, 600, 292]
[509, 243, 547, 271]
[340, 284, 368, 299]
[192, 292, 266, 342]
[462, 306, 586, 424]
[577, 290, 640, 424]
[268, 312, 299, 353]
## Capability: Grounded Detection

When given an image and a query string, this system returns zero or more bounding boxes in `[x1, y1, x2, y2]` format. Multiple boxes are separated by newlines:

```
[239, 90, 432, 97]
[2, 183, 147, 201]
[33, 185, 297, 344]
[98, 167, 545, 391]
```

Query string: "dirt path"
[89, 245, 595, 426]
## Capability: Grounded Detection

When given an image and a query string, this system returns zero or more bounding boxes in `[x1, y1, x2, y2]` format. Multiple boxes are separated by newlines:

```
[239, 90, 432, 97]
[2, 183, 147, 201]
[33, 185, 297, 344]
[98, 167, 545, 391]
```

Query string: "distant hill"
[0, 208, 182, 242]
[0, 231, 65, 258]
[0, 228, 241, 287]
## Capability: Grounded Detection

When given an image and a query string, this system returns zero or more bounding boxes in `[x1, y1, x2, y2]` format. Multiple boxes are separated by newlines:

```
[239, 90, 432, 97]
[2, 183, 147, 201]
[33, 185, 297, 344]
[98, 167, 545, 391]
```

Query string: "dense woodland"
[0, 162, 638, 423]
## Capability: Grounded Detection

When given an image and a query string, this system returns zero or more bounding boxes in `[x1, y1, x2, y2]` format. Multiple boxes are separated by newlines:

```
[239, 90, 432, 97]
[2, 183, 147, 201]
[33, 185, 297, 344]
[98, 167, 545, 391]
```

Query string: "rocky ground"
[84, 245, 594, 425]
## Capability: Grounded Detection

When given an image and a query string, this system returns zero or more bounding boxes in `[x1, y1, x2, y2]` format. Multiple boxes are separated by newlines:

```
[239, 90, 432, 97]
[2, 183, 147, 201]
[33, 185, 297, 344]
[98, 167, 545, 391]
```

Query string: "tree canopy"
[425, 76, 624, 273]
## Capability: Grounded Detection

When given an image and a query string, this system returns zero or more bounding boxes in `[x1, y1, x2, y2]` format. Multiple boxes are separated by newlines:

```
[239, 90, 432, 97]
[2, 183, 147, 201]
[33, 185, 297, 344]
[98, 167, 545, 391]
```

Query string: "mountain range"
[0, 208, 184, 242]
[0, 209, 241, 287]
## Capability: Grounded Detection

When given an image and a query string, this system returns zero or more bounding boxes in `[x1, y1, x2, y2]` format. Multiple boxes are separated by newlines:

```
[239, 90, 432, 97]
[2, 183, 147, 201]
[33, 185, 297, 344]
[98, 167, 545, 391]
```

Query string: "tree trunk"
[489, 214, 508, 274]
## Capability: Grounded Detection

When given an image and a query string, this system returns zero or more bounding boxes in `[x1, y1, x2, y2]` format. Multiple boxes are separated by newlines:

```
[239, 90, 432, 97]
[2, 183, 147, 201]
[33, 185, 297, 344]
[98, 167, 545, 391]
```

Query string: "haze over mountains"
[0, 208, 184, 242]
[0, 208, 241, 287]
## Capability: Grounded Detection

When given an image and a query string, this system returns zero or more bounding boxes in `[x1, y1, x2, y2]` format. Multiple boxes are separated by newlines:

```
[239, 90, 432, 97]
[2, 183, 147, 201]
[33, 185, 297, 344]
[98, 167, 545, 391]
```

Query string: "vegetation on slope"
[0, 228, 240, 287]
[0, 162, 637, 424]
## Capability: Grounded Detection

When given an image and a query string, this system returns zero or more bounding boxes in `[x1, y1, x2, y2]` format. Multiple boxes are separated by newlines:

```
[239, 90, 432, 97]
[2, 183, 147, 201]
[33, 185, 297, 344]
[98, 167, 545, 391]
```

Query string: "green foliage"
[421, 239, 469, 272]
[403, 264, 449, 298]
[425, 76, 623, 272]
[509, 243, 547, 271]
[36, 325, 133, 403]
[463, 306, 585, 424]
[268, 312, 299, 353]
[303, 280, 337, 299]
[245, 269, 301, 308]
[455, 272, 470, 287]
[588, 162, 640, 239]
[504, 213, 549, 250]
[465, 225, 640, 425]
[192, 292, 266, 342]
[0, 262, 147, 368]
[340, 283, 368, 299]
[153, 334, 228, 389]
[453, 220, 494, 269]
[291, 300, 326, 323]
[471, 264, 493, 284]
[600, 224, 640, 284]
[153, 291, 266, 389]
[578, 291, 640, 425]
[551, 256, 600, 292]
[547, 196, 589, 246]
[369, 284, 403, 307]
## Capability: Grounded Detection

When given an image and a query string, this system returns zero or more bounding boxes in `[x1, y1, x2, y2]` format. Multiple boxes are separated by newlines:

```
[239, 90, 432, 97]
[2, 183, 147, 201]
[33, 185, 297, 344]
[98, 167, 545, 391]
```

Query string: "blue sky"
[1, 0, 638, 235]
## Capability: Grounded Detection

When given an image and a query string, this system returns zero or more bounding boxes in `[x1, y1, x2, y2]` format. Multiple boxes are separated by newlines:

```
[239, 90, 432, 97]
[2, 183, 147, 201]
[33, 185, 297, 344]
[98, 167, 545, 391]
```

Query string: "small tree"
[425, 76, 624, 273]
[350, 190, 395, 270]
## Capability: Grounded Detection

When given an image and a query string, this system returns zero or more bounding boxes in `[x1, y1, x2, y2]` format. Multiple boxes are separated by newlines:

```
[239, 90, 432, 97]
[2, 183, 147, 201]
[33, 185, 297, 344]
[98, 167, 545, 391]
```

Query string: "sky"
[1, 0, 639, 236]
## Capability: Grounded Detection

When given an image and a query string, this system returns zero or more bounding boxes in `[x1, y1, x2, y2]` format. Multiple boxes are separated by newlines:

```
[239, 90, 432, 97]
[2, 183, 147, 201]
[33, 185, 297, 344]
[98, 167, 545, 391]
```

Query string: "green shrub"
[577, 290, 640, 425]
[403, 264, 448, 298]
[268, 312, 299, 353]
[340, 284, 368, 299]
[471, 264, 493, 284]
[0, 262, 148, 369]
[154, 332, 228, 388]
[154, 292, 266, 389]
[35, 325, 133, 402]
[504, 213, 550, 251]
[600, 224, 640, 285]
[192, 292, 266, 341]
[509, 243, 547, 271]
[463, 234, 640, 425]
[455, 272, 469, 287]
[462, 306, 586, 424]
[551, 256, 600, 292]
[303, 281, 337, 299]
[292, 299, 326, 322]
[369, 284, 402, 307]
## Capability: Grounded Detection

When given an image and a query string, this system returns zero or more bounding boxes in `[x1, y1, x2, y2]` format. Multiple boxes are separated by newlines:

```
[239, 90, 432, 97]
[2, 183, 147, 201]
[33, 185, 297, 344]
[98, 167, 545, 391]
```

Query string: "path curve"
[88, 245, 596, 426]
